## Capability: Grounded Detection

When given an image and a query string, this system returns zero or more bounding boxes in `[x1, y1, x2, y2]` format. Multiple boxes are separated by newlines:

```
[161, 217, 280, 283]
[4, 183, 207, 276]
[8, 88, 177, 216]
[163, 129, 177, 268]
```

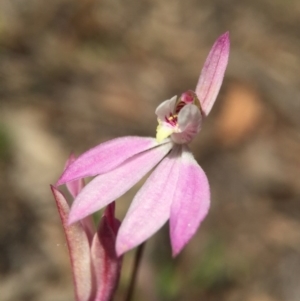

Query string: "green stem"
[124, 243, 145, 301]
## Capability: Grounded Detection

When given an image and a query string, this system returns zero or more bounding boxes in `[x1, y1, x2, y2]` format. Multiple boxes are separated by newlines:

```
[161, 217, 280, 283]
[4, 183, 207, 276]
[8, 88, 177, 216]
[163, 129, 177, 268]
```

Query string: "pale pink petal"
[67, 178, 84, 199]
[51, 186, 93, 301]
[63, 154, 96, 243]
[64, 153, 85, 198]
[57, 136, 162, 186]
[195, 32, 230, 116]
[68, 142, 173, 224]
[171, 104, 202, 144]
[169, 146, 210, 257]
[91, 206, 121, 301]
[116, 146, 183, 256]
[155, 96, 177, 120]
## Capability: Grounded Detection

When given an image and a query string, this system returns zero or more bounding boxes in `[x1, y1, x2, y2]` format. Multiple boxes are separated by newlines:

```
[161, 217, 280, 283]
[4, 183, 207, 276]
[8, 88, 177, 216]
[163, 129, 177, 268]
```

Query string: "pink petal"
[63, 155, 96, 242]
[195, 32, 230, 116]
[91, 206, 122, 301]
[169, 146, 210, 257]
[57, 137, 162, 186]
[171, 104, 202, 144]
[68, 142, 173, 224]
[65, 153, 85, 198]
[116, 146, 183, 256]
[155, 96, 177, 119]
[50, 186, 93, 301]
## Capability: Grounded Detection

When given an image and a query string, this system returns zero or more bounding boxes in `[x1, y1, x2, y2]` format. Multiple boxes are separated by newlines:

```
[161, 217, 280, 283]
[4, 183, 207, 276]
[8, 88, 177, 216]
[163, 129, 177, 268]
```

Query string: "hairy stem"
[124, 243, 145, 301]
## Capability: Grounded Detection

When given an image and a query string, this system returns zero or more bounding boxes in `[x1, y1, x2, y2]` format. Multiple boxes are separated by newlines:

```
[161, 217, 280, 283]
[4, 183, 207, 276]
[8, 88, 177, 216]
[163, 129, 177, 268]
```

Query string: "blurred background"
[0, 0, 300, 300]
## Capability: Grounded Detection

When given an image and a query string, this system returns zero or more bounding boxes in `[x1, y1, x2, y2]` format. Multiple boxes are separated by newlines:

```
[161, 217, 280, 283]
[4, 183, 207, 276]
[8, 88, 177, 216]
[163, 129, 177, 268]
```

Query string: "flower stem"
[124, 243, 145, 301]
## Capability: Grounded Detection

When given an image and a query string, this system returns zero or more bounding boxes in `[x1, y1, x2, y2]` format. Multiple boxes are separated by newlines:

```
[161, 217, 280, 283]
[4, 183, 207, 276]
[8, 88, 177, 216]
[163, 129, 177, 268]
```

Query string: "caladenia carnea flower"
[56, 32, 230, 257]
[51, 155, 122, 301]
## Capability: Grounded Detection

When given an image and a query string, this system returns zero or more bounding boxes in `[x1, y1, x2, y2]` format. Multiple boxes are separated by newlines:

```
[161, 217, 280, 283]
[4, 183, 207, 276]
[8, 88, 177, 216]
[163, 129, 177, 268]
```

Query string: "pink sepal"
[68, 142, 173, 224]
[116, 146, 182, 256]
[57, 137, 161, 186]
[169, 146, 210, 256]
[195, 32, 230, 116]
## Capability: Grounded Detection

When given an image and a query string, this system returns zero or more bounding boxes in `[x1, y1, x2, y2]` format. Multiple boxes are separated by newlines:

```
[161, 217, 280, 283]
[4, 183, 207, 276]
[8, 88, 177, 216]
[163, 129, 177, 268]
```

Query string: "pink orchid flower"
[57, 32, 230, 257]
[51, 155, 122, 301]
